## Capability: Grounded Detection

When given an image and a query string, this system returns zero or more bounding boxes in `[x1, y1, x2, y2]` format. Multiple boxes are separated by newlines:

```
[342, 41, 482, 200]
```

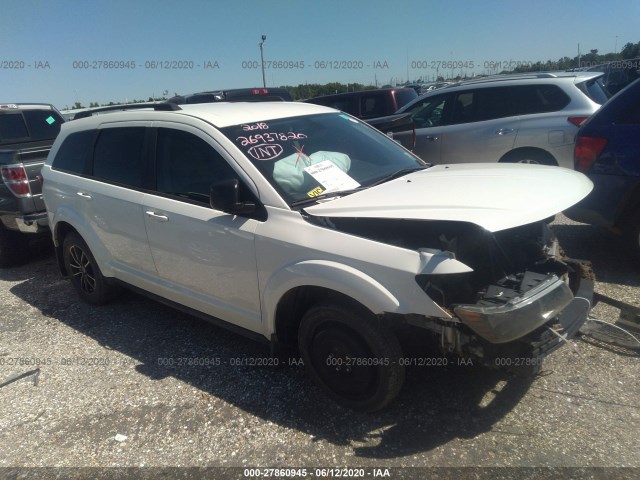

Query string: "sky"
[2, 0, 639, 109]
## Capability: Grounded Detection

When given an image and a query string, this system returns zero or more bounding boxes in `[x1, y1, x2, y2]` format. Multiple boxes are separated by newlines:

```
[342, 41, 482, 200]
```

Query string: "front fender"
[262, 260, 400, 335]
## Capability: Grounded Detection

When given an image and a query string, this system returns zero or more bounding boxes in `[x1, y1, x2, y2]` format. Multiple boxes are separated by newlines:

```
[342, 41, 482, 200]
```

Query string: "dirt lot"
[1, 215, 639, 479]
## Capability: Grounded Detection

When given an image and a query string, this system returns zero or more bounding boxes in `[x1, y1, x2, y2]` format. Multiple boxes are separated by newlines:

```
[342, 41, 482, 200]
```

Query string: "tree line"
[513, 40, 640, 73]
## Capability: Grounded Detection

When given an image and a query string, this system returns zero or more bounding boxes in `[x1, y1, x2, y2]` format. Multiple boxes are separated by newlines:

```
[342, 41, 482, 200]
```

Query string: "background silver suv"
[394, 72, 609, 168]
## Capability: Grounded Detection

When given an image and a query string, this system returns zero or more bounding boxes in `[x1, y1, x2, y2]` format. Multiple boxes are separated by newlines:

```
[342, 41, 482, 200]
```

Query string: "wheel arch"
[52, 220, 78, 275]
[264, 260, 401, 348]
[51, 208, 113, 277]
[499, 147, 558, 166]
[273, 285, 381, 349]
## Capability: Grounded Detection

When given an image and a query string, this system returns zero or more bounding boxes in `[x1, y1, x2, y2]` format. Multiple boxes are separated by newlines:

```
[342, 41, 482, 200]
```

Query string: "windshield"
[220, 113, 425, 205]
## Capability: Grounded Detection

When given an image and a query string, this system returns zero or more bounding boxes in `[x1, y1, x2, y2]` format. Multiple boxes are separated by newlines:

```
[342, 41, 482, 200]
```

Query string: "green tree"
[621, 41, 640, 59]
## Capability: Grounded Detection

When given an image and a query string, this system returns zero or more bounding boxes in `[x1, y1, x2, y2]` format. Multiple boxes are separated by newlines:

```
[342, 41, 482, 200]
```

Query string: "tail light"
[574, 136, 608, 172]
[251, 88, 269, 95]
[1, 164, 32, 197]
[568, 116, 589, 127]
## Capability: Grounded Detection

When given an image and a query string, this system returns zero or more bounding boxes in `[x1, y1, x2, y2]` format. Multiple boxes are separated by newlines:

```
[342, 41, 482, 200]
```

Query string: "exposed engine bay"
[306, 214, 594, 367]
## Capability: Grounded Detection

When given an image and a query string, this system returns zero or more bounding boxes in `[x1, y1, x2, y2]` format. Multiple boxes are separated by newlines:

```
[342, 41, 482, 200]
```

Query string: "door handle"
[145, 211, 169, 222]
[495, 128, 515, 135]
[76, 192, 92, 199]
[425, 135, 439, 141]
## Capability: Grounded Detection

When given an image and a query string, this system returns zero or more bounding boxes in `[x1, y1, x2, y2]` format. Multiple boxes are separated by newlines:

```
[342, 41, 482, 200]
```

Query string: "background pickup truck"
[0, 103, 64, 266]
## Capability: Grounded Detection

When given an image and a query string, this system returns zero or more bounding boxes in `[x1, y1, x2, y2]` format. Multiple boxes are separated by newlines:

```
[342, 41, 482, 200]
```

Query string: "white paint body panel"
[305, 163, 593, 233]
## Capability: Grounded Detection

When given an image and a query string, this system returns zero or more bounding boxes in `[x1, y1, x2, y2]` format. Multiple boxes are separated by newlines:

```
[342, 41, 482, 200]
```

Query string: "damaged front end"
[414, 219, 594, 367]
[311, 214, 594, 369]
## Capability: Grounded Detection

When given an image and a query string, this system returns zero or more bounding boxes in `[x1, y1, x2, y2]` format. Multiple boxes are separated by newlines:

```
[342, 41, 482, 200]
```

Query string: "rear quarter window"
[52, 130, 95, 174]
[510, 84, 570, 114]
[576, 78, 611, 105]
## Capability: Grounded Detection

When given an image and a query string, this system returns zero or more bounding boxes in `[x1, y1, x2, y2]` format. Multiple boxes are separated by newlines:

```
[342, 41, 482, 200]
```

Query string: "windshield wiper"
[290, 187, 364, 208]
[368, 165, 430, 187]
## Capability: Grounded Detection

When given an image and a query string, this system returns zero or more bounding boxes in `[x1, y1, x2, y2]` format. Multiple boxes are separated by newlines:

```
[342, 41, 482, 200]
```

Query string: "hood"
[304, 163, 593, 232]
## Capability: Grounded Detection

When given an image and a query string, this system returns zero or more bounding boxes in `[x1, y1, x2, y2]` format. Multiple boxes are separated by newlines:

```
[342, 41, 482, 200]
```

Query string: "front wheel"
[298, 302, 405, 412]
[63, 232, 119, 305]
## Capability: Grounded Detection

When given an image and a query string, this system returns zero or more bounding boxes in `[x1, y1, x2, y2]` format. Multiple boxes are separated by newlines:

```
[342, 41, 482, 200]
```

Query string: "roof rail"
[74, 102, 181, 119]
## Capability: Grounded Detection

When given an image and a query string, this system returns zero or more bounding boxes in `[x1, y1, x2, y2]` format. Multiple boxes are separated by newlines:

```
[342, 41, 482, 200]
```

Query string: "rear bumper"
[564, 173, 640, 229]
[15, 212, 49, 234]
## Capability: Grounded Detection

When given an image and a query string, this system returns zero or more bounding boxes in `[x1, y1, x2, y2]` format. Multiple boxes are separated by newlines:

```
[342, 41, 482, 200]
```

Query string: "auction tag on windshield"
[304, 160, 360, 192]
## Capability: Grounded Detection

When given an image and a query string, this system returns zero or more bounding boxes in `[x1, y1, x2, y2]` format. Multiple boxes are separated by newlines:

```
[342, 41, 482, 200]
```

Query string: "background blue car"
[565, 78, 640, 262]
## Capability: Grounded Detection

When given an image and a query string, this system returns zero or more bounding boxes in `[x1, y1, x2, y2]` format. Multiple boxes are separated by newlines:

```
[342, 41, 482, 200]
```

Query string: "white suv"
[394, 72, 609, 168]
[43, 101, 594, 411]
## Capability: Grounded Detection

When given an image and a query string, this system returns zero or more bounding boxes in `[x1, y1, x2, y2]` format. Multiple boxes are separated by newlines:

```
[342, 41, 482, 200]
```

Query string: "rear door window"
[92, 127, 146, 188]
[510, 84, 570, 114]
[52, 130, 95, 174]
[450, 87, 513, 124]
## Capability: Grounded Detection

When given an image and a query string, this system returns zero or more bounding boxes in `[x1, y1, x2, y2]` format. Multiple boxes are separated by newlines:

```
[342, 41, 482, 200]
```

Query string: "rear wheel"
[298, 302, 405, 412]
[63, 232, 119, 304]
[500, 149, 557, 166]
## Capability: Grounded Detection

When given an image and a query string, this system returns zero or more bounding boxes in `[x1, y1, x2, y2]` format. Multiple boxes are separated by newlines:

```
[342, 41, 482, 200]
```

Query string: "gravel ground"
[0, 215, 638, 478]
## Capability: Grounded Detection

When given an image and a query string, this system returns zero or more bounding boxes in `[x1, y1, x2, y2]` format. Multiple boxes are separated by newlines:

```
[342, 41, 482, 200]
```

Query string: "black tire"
[0, 224, 29, 267]
[500, 149, 557, 166]
[298, 302, 405, 412]
[62, 232, 118, 305]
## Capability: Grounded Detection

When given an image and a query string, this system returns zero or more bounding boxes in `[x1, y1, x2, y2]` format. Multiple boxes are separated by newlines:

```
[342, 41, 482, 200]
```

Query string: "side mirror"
[210, 179, 256, 215]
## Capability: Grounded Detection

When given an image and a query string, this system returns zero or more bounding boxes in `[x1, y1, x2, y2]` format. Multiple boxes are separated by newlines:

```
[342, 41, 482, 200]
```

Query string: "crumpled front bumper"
[454, 267, 593, 346]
